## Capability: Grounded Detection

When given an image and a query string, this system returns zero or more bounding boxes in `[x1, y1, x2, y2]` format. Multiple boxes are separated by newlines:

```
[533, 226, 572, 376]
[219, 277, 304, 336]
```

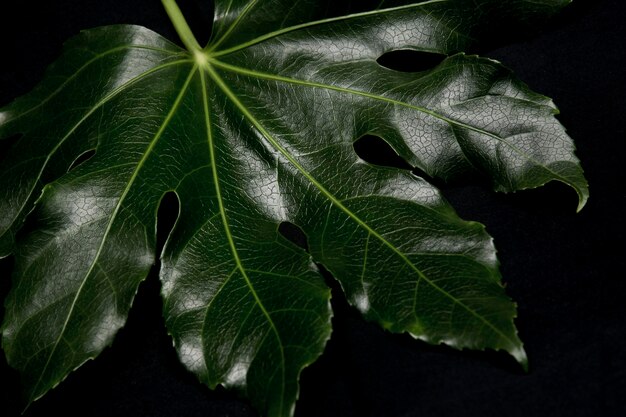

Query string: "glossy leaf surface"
[0, 1, 587, 416]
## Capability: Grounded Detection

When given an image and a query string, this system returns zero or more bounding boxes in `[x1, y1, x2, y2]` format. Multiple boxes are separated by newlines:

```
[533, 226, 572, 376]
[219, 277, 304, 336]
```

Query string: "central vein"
[203, 62, 519, 350]
[198, 67, 286, 409]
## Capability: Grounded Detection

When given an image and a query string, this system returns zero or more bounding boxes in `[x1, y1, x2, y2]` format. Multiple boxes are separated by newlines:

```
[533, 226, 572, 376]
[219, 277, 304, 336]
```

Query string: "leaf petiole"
[162, 0, 202, 53]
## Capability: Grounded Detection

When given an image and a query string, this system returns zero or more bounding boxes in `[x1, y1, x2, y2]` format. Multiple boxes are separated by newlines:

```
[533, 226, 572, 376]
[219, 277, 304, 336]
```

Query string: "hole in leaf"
[411, 167, 430, 179]
[353, 135, 412, 170]
[376, 49, 445, 72]
[156, 191, 180, 255]
[67, 149, 96, 172]
[278, 221, 309, 251]
[0, 134, 22, 163]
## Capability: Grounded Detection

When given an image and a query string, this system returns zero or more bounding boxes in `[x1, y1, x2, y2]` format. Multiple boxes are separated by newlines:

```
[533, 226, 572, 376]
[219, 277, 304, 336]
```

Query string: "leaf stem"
[162, 0, 201, 53]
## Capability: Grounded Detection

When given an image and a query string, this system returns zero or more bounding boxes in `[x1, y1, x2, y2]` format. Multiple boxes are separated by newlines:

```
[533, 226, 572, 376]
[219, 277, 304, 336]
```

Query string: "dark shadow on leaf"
[156, 191, 180, 255]
[14, 205, 44, 248]
[354, 135, 412, 170]
[412, 164, 489, 191]
[0, 134, 22, 163]
[377, 49, 445, 73]
[67, 149, 96, 172]
[410, 166, 440, 185]
[278, 221, 309, 252]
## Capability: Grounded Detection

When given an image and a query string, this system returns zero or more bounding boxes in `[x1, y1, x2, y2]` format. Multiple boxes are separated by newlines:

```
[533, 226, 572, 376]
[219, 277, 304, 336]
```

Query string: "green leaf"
[0, 1, 587, 416]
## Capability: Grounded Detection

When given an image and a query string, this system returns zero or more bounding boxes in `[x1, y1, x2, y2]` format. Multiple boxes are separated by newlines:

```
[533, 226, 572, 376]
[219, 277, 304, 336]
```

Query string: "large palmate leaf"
[0, 0, 587, 416]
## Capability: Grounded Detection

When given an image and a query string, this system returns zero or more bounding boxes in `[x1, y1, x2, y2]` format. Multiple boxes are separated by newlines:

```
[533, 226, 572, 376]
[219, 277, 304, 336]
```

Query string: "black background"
[1, 1, 625, 416]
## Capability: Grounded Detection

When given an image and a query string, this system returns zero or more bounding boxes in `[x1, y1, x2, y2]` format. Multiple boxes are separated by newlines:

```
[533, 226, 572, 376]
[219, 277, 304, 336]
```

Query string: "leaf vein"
[206, 62, 517, 350]
[211, 59, 575, 191]
[25, 64, 197, 402]
[200, 67, 286, 411]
